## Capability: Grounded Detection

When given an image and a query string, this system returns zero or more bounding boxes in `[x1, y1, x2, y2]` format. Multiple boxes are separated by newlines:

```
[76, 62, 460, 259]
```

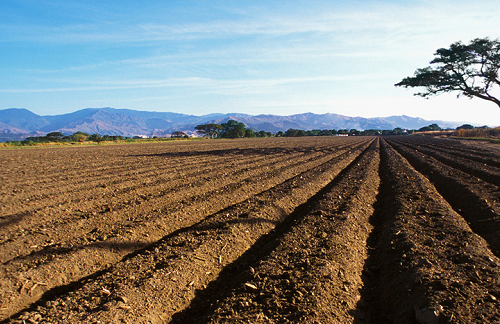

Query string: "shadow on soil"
[353, 139, 419, 324]
[3, 213, 281, 322]
[0, 212, 25, 230]
[169, 143, 373, 323]
[351, 163, 389, 324]
[128, 146, 332, 159]
[2, 241, 150, 266]
[387, 139, 500, 257]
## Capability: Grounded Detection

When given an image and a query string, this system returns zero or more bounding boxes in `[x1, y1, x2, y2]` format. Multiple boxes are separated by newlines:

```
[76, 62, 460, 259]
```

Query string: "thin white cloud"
[2, 0, 500, 125]
[3, 1, 495, 44]
[0, 73, 392, 95]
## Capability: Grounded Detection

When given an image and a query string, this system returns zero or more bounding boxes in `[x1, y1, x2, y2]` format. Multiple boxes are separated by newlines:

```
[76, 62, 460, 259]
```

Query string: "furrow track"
[0, 140, 354, 261]
[170, 138, 381, 323]
[0, 137, 372, 321]
[1, 136, 500, 323]
[385, 137, 500, 257]
[389, 137, 500, 186]
[361, 139, 500, 323]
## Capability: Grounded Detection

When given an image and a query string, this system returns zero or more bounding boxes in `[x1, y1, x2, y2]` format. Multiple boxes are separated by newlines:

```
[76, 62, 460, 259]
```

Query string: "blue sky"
[1, 0, 500, 125]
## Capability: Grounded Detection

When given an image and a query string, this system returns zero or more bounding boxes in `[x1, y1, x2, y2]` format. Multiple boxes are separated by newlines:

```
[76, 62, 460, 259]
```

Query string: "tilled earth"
[0, 136, 499, 323]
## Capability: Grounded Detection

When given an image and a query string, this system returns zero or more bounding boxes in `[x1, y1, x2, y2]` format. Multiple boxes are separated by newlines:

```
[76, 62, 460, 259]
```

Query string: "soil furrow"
[0, 146, 294, 216]
[3, 136, 498, 323]
[0, 148, 299, 239]
[0, 138, 373, 321]
[169, 138, 381, 323]
[385, 138, 500, 257]
[0, 141, 354, 263]
[391, 138, 500, 187]
[1, 138, 363, 223]
[2, 139, 374, 323]
[361, 139, 500, 323]
[398, 137, 500, 168]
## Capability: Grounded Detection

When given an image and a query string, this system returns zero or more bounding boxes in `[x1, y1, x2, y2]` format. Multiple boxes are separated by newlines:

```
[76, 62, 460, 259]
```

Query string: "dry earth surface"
[0, 136, 499, 323]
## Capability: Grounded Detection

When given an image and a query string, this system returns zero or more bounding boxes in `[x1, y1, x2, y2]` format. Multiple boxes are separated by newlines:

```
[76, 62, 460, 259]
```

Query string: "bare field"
[1, 136, 499, 323]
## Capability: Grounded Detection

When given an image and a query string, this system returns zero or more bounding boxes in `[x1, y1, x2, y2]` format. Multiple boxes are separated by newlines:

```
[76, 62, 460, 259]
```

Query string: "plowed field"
[1, 136, 499, 323]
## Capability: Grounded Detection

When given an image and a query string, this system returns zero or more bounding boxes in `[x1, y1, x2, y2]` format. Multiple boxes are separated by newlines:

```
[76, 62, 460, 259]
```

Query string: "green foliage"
[392, 127, 404, 135]
[171, 131, 186, 138]
[418, 123, 442, 132]
[245, 129, 256, 138]
[284, 129, 306, 137]
[195, 123, 223, 139]
[360, 129, 381, 136]
[318, 129, 337, 136]
[88, 134, 103, 142]
[46, 132, 64, 140]
[256, 130, 273, 138]
[457, 124, 474, 130]
[395, 37, 500, 108]
[220, 120, 246, 138]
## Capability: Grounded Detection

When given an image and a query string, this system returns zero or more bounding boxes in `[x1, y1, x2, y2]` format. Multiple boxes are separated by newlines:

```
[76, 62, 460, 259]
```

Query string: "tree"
[245, 129, 255, 138]
[284, 129, 296, 137]
[256, 130, 266, 137]
[392, 127, 404, 135]
[418, 123, 442, 132]
[195, 123, 223, 139]
[70, 131, 89, 142]
[337, 129, 349, 135]
[46, 131, 64, 141]
[220, 120, 246, 138]
[395, 38, 500, 109]
[171, 131, 186, 138]
[457, 124, 474, 130]
[88, 133, 103, 142]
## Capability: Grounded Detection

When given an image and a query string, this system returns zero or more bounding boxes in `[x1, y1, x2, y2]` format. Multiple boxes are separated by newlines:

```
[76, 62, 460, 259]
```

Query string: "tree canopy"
[220, 120, 246, 138]
[395, 37, 500, 108]
[195, 123, 223, 139]
[171, 131, 187, 138]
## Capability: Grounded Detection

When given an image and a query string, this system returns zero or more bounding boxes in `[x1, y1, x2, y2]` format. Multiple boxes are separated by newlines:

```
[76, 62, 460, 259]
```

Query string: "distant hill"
[0, 107, 461, 141]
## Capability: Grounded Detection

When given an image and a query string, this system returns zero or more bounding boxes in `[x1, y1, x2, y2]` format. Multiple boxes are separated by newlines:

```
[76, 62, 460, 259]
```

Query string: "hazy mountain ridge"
[0, 107, 461, 141]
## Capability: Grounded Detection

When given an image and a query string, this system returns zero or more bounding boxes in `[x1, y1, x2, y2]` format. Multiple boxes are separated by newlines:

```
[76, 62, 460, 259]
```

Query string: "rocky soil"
[0, 136, 499, 323]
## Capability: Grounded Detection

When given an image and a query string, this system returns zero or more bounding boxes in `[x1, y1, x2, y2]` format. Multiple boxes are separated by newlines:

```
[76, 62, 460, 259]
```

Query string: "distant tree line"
[194, 122, 418, 138]
[195, 120, 272, 138]
[22, 131, 126, 144]
[3, 122, 489, 147]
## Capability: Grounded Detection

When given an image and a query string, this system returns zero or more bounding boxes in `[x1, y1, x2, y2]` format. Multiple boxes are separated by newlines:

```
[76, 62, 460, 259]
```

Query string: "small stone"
[244, 283, 258, 290]
[414, 305, 442, 324]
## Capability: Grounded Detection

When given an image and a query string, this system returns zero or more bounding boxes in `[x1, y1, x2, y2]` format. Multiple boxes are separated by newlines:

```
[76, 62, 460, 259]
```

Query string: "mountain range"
[0, 107, 462, 141]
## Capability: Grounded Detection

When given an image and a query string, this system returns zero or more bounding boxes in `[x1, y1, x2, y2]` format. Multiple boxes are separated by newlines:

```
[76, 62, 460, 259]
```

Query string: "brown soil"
[0, 136, 499, 323]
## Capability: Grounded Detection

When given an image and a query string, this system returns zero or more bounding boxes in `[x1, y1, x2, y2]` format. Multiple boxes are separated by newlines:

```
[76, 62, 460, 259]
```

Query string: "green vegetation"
[220, 120, 246, 138]
[194, 123, 223, 139]
[0, 131, 195, 148]
[194, 121, 417, 139]
[396, 37, 500, 109]
[417, 123, 442, 132]
[5, 122, 498, 148]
